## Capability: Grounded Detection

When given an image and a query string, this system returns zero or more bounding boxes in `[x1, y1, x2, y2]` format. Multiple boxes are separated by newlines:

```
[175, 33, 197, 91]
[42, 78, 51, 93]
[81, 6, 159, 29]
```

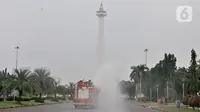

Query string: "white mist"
[93, 61, 127, 112]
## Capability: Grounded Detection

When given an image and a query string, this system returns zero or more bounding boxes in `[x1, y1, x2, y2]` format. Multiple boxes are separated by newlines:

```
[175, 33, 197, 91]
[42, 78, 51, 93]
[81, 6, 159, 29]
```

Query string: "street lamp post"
[167, 80, 168, 99]
[156, 85, 159, 100]
[144, 49, 151, 101]
[15, 46, 20, 70]
[139, 73, 142, 94]
[144, 49, 148, 67]
[135, 82, 138, 99]
[132, 81, 134, 99]
[182, 78, 185, 98]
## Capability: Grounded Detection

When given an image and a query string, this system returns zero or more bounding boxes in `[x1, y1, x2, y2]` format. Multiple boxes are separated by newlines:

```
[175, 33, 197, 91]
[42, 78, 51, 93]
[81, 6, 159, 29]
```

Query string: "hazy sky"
[0, 0, 199, 84]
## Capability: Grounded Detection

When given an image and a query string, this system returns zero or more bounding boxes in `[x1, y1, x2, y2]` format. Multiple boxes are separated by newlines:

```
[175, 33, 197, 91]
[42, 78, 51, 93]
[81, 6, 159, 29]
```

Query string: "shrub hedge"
[0, 98, 3, 101]
[0, 96, 65, 103]
[138, 96, 149, 102]
[31, 97, 45, 103]
[4, 97, 31, 101]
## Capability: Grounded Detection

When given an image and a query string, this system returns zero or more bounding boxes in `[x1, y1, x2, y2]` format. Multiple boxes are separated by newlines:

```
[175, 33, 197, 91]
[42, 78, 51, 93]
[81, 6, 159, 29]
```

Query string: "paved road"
[0, 101, 158, 112]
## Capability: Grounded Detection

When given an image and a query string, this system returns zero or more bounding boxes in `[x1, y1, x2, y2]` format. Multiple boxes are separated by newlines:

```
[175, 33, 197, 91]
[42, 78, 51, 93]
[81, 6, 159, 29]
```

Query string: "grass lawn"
[153, 106, 196, 112]
[0, 101, 42, 108]
[21, 101, 42, 105]
[138, 102, 162, 106]
[138, 102, 197, 112]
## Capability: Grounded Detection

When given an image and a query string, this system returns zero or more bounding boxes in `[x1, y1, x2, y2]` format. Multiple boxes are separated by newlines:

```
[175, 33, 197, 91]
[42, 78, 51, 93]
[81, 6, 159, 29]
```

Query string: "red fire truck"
[73, 80, 99, 109]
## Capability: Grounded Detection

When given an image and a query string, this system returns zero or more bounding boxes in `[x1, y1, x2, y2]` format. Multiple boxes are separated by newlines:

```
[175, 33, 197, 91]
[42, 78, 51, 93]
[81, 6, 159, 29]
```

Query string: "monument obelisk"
[96, 1, 107, 69]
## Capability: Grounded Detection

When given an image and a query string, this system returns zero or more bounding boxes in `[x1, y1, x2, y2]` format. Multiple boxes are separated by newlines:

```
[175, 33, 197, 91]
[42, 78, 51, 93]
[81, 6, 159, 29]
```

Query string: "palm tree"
[56, 85, 67, 100]
[4, 69, 41, 102]
[130, 65, 148, 97]
[54, 78, 61, 98]
[66, 82, 75, 100]
[33, 68, 56, 98]
[130, 66, 140, 98]
[0, 68, 11, 101]
[172, 68, 188, 100]
[119, 80, 135, 98]
[144, 71, 156, 100]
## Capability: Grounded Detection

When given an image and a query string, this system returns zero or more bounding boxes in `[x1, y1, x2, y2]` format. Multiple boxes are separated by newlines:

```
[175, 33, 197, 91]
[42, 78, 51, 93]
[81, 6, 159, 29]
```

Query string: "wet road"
[0, 101, 157, 112]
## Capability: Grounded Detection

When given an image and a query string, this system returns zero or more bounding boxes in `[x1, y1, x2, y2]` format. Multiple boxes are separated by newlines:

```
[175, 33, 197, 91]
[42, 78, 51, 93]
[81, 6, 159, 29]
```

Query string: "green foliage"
[137, 96, 149, 102]
[129, 65, 149, 96]
[187, 49, 200, 94]
[0, 98, 4, 101]
[4, 69, 41, 102]
[0, 67, 73, 102]
[34, 98, 45, 103]
[6, 97, 31, 101]
[130, 65, 148, 83]
[33, 68, 56, 97]
[119, 80, 135, 98]
[56, 85, 68, 98]
[50, 98, 59, 102]
[30, 96, 63, 103]
[127, 49, 200, 101]
[3, 49, 200, 103]
[65, 82, 75, 99]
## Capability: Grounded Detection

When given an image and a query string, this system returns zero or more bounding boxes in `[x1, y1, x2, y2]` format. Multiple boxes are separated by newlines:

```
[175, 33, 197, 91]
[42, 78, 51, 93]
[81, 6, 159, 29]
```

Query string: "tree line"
[0, 68, 75, 102]
[119, 49, 200, 102]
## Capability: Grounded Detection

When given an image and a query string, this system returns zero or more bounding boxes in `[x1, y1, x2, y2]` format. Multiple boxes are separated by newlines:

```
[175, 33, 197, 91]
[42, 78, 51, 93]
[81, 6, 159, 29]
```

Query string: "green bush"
[45, 96, 53, 101]
[31, 97, 40, 100]
[35, 99, 44, 103]
[45, 96, 52, 99]
[6, 97, 14, 101]
[30, 97, 45, 103]
[6, 96, 31, 101]
[151, 97, 157, 102]
[21, 96, 31, 98]
[0, 97, 3, 102]
[57, 97, 65, 101]
[68, 97, 73, 100]
[51, 98, 59, 102]
[45, 97, 60, 102]
[35, 99, 45, 103]
[138, 97, 149, 102]
[21, 97, 31, 101]
[30, 96, 63, 103]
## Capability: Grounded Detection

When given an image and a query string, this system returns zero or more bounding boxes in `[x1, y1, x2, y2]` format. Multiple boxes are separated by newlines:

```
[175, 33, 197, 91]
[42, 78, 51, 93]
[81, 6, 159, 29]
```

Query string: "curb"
[139, 104, 168, 112]
[44, 102, 65, 105]
[150, 107, 168, 112]
[0, 102, 65, 109]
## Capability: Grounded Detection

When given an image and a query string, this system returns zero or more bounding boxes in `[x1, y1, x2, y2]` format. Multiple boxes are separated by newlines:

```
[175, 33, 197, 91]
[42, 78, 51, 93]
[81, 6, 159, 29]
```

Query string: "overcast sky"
[0, 0, 199, 84]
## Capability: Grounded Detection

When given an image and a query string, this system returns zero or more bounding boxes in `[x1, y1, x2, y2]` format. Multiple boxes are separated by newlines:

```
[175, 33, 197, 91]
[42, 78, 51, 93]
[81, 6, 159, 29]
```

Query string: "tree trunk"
[144, 86, 148, 97]
[150, 88, 152, 101]
[140, 77, 142, 94]
[39, 93, 42, 99]
[54, 93, 57, 98]
[40, 83, 43, 99]
[13, 96, 15, 101]
[173, 80, 177, 102]
[166, 81, 168, 99]
[135, 83, 138, 99]
[3, 91, 6, 101]
[70, 92, 73, 100]
[18, 89, 23, 103]
[137, 83, 139, 97]
[63, 94, 66, 100]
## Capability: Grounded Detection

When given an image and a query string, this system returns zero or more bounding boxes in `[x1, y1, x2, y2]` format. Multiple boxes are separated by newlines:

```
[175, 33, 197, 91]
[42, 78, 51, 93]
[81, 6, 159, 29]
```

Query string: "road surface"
[0, 101, 157, 112]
